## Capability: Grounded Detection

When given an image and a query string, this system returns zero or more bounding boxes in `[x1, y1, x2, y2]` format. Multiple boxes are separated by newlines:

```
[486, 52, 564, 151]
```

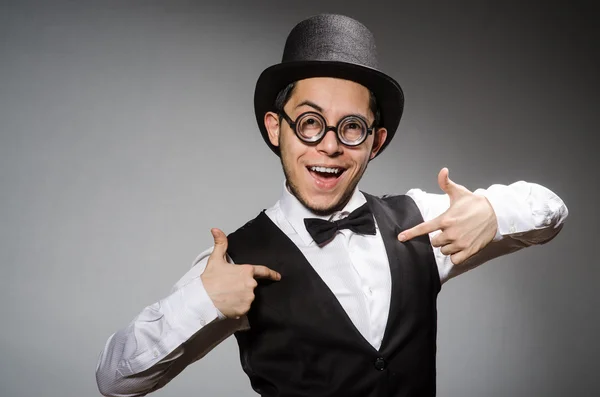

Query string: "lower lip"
[307, 168, 345, 190]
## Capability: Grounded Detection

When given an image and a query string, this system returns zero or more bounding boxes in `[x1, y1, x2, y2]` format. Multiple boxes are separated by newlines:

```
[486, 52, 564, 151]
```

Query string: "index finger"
[251, 265, 282, 281]
[398, 218, 441, 242]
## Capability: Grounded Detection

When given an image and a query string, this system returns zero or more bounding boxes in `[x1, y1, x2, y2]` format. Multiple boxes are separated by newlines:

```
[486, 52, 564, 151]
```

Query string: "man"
[95, 14, 568, 397]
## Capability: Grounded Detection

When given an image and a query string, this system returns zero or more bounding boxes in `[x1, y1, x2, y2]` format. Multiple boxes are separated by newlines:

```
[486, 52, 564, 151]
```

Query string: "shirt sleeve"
[95, 248, 249, 397]
[406, 181, 568, 284]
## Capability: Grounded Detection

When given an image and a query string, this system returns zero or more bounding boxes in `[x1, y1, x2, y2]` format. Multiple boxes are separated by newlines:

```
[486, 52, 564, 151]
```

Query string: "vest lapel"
[363, 193, 430, 353]
[243, 212, 376, 353]
[363, 194, 403, 352]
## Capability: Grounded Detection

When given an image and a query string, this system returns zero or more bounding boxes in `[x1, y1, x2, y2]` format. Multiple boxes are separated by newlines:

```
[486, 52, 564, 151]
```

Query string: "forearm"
[480, 181, 568, 244]
[96, 251, 244, 396]
[96, 314, 243, 397]
[95, 324, 187, 397]
[407, 179, 568, 283]
[445, 181, 569, 280]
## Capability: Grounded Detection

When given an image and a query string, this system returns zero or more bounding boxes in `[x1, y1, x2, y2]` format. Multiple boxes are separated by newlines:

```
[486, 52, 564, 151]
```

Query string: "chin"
[306, 199, 341, 215]
[298, 189, 352, 216]
[281, 154, 364, 216]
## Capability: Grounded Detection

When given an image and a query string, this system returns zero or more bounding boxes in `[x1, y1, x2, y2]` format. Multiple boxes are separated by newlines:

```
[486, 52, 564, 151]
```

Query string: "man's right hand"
[200, 228, 282, 319]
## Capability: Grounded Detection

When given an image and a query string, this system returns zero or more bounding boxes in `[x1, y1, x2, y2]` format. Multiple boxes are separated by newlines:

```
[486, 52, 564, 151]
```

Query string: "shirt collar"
[278, 180, 367, 246]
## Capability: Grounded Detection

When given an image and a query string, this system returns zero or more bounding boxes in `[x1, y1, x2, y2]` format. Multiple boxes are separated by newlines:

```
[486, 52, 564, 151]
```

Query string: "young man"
[96, 14, 568, 397]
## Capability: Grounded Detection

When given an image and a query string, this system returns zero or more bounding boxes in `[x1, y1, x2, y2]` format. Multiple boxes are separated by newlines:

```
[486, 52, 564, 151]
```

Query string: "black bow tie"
[304, 203, 376, 245]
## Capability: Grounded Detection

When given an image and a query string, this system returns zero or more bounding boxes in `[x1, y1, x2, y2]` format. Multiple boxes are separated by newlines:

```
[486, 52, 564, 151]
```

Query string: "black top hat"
[254, 14, 404, 158]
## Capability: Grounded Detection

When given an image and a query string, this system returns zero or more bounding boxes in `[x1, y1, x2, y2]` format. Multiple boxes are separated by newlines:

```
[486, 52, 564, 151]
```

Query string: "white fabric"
[271, 186, 391, 349]
[95, 181, 568, 397]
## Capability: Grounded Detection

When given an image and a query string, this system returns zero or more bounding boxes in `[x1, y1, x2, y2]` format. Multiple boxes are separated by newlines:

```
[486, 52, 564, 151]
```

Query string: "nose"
[316, 129, 343, 156]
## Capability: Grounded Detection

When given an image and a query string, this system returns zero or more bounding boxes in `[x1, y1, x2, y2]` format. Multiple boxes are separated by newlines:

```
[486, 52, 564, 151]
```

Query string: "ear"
[264, 111, 281, 147]
[369, 128, 388, 159]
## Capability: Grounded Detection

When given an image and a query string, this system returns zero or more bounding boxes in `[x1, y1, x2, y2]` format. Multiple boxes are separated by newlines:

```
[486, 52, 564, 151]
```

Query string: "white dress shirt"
[95, 181, 568, 397]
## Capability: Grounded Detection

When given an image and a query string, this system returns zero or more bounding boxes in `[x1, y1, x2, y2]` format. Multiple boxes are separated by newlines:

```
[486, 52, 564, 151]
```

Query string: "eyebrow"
[295, 100, 324, 113]
[294, 100, 370, 122]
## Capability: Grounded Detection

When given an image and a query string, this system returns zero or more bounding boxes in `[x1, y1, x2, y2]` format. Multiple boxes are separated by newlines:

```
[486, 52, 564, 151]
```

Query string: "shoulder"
[361, 190, 416, 207]
[228, 211, 269, 238]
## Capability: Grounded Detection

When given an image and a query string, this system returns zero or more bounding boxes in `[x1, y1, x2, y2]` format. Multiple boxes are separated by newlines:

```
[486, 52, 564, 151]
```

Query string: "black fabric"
[227, 194, 441, 397]
[304, 203, 376, 245]
[254, 14, 404, 159]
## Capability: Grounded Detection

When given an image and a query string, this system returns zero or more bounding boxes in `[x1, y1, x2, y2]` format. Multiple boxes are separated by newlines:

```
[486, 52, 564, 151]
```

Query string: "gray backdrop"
[0, 1, 597, 396]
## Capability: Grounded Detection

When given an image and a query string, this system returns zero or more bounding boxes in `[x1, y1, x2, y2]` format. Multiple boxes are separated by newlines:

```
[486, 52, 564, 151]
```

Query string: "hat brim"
[254, 60, 404, 158]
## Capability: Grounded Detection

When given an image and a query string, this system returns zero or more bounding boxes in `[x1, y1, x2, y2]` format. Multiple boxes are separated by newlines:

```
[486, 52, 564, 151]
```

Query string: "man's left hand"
[398, 168, 498, 265]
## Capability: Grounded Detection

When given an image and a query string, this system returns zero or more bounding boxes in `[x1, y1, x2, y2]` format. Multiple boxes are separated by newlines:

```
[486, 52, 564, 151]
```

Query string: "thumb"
[210, 228, 228, 259]
[437, 167, 466, 199]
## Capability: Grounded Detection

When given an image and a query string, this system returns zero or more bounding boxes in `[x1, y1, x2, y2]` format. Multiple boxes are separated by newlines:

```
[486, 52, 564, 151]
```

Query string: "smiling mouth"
[307, 165, 346, 177]
[306, 165, 347, 189]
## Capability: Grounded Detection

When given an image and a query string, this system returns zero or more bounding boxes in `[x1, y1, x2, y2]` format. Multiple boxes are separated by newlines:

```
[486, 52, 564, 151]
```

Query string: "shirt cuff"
[180, 277, 226, 326]
[475, 185, 536, 241]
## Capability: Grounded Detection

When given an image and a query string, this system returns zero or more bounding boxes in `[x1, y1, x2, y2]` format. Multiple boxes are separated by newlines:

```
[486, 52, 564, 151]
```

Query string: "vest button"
[374, 357, 387, 371]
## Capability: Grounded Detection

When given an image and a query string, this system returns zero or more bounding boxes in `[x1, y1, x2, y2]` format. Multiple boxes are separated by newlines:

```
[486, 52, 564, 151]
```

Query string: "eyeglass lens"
[295, 112, 367, 145]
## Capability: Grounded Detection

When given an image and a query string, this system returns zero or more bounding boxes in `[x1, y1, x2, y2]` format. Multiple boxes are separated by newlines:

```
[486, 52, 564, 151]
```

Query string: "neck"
[285, 181, 354, 217]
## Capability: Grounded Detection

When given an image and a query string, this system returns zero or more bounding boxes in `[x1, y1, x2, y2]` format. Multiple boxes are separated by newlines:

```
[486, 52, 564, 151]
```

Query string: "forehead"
[289, 77, 371, 113]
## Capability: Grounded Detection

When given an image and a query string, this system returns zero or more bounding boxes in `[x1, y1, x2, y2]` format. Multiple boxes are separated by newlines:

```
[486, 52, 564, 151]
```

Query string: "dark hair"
[274, 81, 381, 127]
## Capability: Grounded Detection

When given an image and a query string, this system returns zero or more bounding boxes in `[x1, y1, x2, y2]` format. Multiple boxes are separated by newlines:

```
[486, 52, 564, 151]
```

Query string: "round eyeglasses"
[279, 110, 376, 147]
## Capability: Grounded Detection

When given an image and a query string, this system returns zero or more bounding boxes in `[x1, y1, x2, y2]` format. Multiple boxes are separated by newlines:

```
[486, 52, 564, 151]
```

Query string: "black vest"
[227, 193, 441, 397]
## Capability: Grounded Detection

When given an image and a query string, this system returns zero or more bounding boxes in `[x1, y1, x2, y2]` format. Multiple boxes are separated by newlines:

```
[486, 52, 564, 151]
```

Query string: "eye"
[306, 118, 318, 125]
[340, 117, 366, 142]
[297, 113, 324, 138]
[301, 117, 322, 129]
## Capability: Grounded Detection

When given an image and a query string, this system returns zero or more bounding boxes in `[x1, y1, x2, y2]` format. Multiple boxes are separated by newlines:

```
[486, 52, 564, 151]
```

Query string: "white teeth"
[310, 166, 342, 174]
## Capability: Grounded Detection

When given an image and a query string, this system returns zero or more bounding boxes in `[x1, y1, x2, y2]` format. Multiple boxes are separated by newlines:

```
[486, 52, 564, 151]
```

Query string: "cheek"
[281, 135, 308, 167]
[280, 141, 305, 176]
[348, 149, 372, 174]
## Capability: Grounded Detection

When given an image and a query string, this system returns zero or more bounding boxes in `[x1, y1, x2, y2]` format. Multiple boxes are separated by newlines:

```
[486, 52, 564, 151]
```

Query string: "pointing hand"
[201, 228, 281, 319]
[398, 168, 498, 265]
